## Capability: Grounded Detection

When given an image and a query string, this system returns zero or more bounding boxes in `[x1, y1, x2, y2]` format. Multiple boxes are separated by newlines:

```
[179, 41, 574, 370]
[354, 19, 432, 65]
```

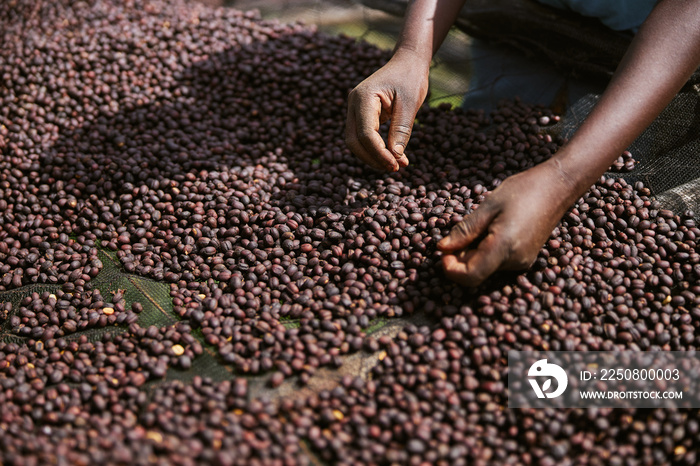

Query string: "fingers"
[437, 205, 495, 253]
[442, 233, 509, 287]
[346, 91, 399, 172]
[386, 95, 414, 168]
[345, 111, 393, 171]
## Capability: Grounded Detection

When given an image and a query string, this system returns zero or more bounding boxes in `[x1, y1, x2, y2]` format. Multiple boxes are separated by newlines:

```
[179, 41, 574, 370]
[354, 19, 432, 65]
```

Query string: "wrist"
[391, 44, 432, 72]
[549, 145, 608, 201]
[538, 157, 588, 212]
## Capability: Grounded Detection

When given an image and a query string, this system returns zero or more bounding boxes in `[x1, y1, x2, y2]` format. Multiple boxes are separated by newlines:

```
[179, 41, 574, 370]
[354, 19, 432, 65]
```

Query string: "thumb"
[438, 205, 496, 253]
[387, 96, 415, 162]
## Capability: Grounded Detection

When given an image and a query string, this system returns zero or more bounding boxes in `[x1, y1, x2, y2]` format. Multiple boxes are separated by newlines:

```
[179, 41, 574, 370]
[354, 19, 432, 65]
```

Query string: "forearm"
[393, 0, 467, 63]
[555, 0, 700, 199]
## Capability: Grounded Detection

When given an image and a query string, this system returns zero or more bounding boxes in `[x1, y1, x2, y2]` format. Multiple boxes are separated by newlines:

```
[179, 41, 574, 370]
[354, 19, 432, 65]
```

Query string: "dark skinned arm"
[345, 0, 467, 171]
[438, 0, 700, 286]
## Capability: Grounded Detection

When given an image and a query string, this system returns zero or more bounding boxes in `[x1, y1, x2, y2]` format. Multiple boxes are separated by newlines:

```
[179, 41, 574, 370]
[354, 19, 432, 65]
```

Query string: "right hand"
[345, 50, 429, 171]
[438, 159, 579, 286]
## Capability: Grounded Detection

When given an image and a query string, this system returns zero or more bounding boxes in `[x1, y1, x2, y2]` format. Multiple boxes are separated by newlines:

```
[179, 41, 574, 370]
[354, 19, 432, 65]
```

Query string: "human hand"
[437, 160, 578, 286]
[346, 50, 429, 171]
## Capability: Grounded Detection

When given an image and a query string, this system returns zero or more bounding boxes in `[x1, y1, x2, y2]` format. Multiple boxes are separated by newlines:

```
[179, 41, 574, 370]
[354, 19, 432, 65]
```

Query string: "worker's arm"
[345, 0, 467, 171]
[439, 0, 700, 286]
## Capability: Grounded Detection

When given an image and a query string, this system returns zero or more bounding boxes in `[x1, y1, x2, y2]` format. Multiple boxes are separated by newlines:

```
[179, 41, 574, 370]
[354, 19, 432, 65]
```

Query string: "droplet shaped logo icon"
[528, 359, 568, 399]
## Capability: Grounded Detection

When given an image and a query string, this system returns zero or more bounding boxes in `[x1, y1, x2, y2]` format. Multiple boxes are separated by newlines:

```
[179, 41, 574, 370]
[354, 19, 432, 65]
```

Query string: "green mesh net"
[0, 242, 393, 389]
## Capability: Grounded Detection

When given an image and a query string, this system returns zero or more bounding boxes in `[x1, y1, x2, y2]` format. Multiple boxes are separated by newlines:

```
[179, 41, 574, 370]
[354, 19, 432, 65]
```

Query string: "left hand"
[437, 159, 579, 287]
[345, 50, 429, 172]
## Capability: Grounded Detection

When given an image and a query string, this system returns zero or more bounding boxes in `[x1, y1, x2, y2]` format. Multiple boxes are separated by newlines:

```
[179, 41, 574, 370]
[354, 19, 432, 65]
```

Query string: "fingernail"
[393, 144, 404, 156]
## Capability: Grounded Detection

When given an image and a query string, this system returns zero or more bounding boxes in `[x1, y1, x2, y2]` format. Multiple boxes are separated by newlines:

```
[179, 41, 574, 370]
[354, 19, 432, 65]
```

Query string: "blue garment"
[463, 39, 607, 113]
[462, 0, 658, 112]
[537, 0, 658, 32]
